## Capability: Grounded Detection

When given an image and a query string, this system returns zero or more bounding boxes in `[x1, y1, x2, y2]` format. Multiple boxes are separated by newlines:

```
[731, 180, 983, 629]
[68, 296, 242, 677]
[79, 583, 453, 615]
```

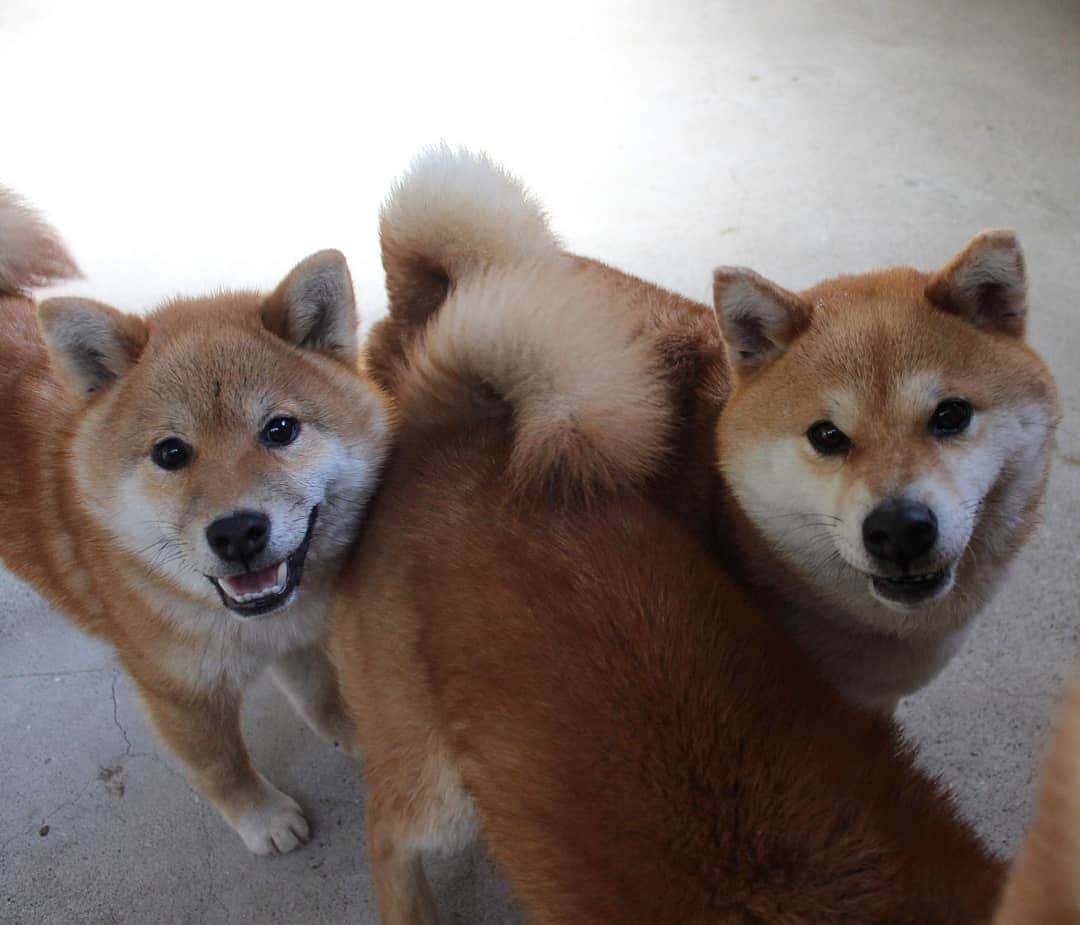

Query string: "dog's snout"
[862, 499, 938, 566]
[206, 510, 270, 563]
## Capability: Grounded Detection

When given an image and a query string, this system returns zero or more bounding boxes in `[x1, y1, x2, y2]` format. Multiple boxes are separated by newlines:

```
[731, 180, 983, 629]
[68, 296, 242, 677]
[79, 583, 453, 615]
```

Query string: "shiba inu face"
[39, 251, 390, 621]
[715, 231, 1058, 634]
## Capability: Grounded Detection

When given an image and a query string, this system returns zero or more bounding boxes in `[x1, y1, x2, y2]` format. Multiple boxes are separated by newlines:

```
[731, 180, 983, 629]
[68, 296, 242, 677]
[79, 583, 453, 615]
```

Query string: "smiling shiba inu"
[712, 246, 1059, 709]
[0, 189, 390, 854]
[369, 149, 1059, 714]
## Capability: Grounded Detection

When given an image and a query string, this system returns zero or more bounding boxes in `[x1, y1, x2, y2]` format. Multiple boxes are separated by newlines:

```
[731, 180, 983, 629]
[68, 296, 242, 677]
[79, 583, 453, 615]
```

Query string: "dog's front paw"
[234, 786, 310, 856]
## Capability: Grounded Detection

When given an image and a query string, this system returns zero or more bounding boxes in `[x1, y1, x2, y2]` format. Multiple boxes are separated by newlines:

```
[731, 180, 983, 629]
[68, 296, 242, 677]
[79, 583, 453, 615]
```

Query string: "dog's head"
[39, 251, 391, 620]
[714, 231, 1058, 634]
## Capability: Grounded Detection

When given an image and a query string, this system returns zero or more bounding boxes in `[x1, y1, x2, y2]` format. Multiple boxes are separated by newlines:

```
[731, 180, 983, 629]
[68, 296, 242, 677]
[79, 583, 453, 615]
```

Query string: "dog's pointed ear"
[712, 267, 812, 374]
[262, 249, 358, 364]
[926, 230, 1027, 338]
[38, 298, 147, 397]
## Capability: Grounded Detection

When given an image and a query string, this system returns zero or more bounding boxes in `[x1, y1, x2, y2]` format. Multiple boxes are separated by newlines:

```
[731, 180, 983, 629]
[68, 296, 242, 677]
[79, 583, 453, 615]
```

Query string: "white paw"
[234, 786, 310, 856]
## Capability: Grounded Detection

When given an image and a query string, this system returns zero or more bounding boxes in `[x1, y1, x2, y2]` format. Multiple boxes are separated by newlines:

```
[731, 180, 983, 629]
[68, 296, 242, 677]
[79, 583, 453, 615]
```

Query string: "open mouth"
[870, 565, 953, 607]
[208, 507, 319, 618]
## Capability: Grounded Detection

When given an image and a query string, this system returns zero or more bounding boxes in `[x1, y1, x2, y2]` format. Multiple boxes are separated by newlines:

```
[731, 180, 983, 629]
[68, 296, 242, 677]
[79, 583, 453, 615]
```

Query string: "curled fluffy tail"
[399, 260, 672, 496]
[996, 674, 1080, 923]
[0, 187, 80, 295]
[379, 145, 560, 324]
[383, 147, 672, 496]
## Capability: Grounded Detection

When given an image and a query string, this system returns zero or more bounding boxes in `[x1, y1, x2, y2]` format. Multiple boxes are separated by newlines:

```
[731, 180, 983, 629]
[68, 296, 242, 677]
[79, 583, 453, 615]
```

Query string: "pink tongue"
[223, 562, 282, 596]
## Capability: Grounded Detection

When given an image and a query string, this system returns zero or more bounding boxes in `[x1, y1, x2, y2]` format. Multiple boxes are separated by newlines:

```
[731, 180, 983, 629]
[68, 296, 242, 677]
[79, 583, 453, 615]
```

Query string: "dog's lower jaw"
[777, 587, 980, 713]
[733, 518, 991, 710]
[766, 552, 986, 710]
[781, 607, 974, 713]
[868, 563, 957, 611]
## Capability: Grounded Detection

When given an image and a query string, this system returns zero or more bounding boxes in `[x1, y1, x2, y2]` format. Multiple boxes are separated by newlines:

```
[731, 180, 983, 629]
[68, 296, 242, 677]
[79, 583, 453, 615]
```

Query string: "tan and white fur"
[371, 148, 1058, 714]
[331, 149, 1007, 923]
[0, 189, 391, 854]
[713, 245, 1059, 710]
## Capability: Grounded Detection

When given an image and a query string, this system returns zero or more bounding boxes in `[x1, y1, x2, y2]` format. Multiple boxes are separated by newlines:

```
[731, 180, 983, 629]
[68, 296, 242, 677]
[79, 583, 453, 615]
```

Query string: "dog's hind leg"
[363, 741, 477, 925]
[368, 820, 440, 925]
[133, 676, 310, 855]
[270, 643, 357, 755]
[366, 770, 441, 925]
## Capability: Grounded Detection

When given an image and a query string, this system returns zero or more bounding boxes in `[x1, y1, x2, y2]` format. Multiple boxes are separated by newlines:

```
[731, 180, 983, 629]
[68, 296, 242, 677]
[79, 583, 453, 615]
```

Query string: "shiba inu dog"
[0, 188, 390, 854]
[369, 148, 1058, 712]
[328, 149, 1005, 922]
[712, 246, 1059, 710]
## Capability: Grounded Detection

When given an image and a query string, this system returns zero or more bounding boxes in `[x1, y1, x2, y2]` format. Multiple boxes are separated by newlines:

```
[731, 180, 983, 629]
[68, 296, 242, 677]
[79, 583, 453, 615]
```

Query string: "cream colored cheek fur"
[723, 435, 850, 581]
[102, 471, 219, 600]
[728, 402, 1047, 591]
[89, 433, 382, 603]
[299, 436, 385, 559]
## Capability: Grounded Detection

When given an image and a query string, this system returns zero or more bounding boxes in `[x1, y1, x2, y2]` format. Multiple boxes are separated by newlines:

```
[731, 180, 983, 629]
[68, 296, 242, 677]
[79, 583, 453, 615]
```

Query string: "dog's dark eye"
[807, 420, 852, 456]
[152, 437, 191, 471]
[261, 416, 300, 447]
[929, 399, 973, 437]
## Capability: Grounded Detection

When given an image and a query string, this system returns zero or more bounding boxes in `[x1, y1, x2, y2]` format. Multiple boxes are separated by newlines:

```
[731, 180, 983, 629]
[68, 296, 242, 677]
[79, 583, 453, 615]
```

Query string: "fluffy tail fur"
[0, 187, 80, 295]
[996, 674, 1080, 923]
[383, 147, 672, 497]
[380, 145, 561, 324]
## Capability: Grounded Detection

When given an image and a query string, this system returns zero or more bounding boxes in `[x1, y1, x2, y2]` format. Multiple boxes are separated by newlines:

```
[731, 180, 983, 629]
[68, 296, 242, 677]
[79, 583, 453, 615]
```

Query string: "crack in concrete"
[110, 672, 135, 757]
[111, 681, 226, 916]
[0, 669, 122, 850]
[106, 672, 190, 787]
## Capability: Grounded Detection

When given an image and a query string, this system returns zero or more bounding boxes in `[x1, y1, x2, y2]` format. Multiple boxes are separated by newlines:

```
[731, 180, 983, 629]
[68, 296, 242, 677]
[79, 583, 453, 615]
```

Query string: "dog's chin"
[866, 562, 957, 611]
[206, 507, 318, 620]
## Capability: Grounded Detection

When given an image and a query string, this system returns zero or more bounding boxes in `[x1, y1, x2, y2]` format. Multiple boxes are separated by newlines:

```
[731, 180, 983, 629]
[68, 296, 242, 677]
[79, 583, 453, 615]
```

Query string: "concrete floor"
[2, 0, 1079, 921]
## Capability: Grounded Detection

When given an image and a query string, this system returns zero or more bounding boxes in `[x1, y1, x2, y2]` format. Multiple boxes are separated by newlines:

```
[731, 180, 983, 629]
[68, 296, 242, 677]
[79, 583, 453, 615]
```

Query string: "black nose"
[205, 510, 270, 564]
[862, 498, 938, 566]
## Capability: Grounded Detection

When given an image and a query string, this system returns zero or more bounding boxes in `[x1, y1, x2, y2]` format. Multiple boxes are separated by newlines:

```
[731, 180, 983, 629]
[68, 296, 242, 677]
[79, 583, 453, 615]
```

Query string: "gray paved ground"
[1, 0, 1078, 921]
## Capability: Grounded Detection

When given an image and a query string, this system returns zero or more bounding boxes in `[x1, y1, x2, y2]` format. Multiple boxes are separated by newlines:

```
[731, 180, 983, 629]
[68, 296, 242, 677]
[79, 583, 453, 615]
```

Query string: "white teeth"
[220, 562, 290, 604]
[223, 583, 288, 604]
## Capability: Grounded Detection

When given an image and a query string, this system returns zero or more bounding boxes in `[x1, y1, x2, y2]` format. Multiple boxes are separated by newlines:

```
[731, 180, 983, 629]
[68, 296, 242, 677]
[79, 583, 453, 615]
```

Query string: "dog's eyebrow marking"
[824, 387, 860, 431]
[893, 372, 943, 416]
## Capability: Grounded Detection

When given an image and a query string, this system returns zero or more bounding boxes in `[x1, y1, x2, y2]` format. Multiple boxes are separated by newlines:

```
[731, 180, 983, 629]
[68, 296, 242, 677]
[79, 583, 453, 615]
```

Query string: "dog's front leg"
[134, 677, 310, 855]
[270, 642, 357, 755]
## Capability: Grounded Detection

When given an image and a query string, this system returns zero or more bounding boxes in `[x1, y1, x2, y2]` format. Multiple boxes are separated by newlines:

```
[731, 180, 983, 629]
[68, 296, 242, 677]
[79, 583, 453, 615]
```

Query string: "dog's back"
[333, 149, 1003, 922]
[338, 427, 1004, 921]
